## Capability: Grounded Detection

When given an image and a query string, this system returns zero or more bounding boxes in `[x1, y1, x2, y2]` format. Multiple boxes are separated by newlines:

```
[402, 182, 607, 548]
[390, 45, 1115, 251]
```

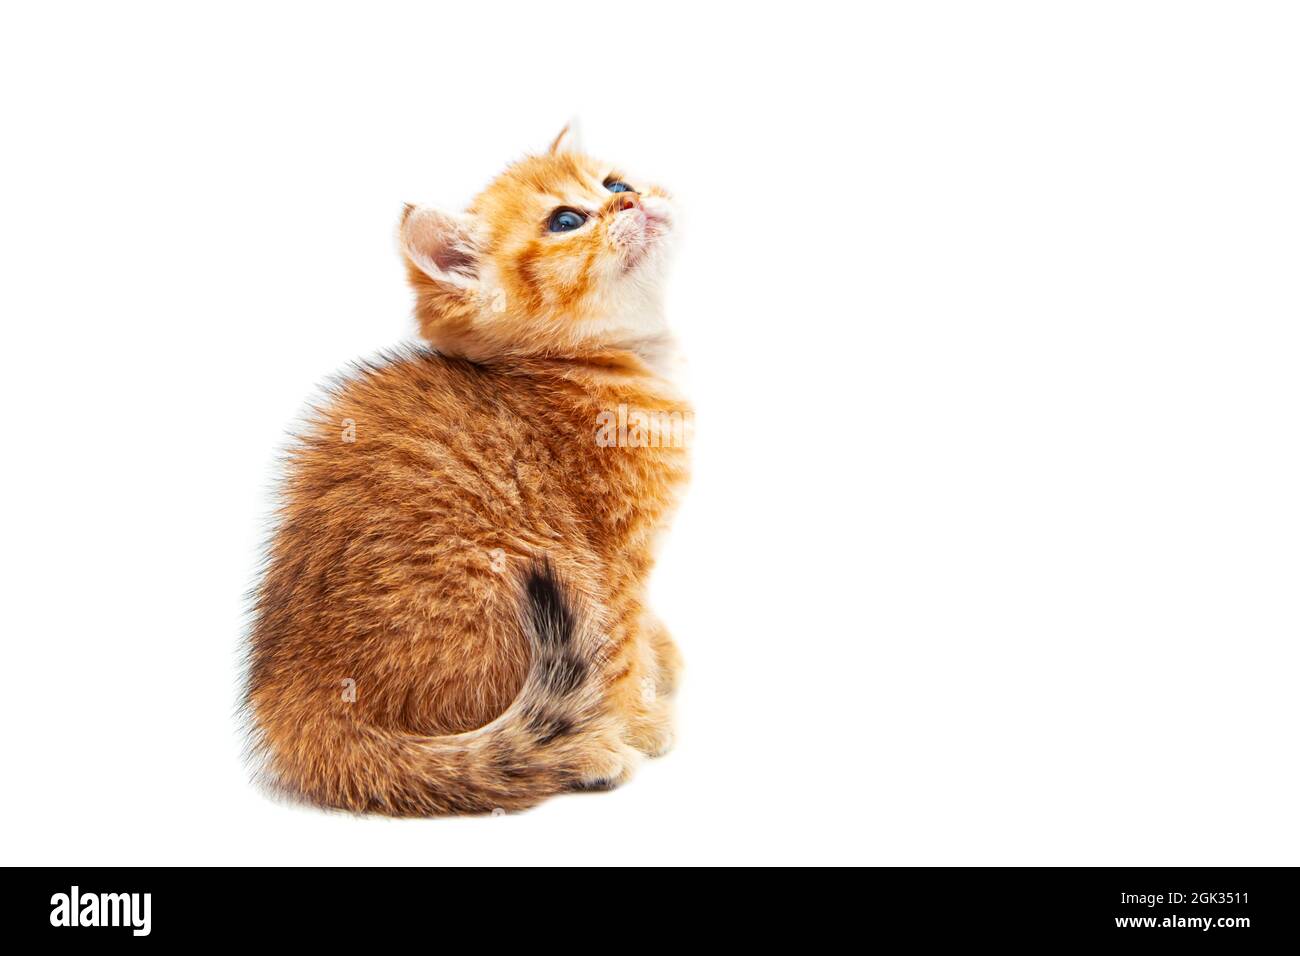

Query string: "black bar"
[11, 867, 1295, 943]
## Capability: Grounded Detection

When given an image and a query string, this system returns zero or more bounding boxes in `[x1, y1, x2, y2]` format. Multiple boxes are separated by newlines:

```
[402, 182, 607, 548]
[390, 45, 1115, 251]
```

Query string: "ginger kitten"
[244, 125, 691, 815]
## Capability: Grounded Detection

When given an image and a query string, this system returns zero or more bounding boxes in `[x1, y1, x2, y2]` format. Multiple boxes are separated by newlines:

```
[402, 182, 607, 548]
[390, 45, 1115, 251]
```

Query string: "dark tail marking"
[519, 560, 593, 742]
[524, 560, 577, 648]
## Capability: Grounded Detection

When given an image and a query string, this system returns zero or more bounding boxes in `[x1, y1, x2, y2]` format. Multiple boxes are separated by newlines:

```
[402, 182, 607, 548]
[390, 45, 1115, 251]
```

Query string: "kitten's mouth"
[641, 197, 673, 237]
[613, 202, 672, 271]
[643, 208, 671, 240]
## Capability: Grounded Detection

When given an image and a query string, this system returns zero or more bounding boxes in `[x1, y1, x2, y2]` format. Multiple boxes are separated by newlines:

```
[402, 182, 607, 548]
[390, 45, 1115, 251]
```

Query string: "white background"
[2, 2, 1297, 866]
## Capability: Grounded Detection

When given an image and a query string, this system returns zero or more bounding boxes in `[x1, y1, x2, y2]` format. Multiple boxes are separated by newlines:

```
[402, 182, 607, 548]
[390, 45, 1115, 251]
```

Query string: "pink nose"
[617, 193, 641, 213]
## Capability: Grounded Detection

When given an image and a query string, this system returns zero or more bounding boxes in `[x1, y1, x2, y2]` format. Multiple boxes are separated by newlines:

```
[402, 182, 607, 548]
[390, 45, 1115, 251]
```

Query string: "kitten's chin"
[622, 225, 673, 275]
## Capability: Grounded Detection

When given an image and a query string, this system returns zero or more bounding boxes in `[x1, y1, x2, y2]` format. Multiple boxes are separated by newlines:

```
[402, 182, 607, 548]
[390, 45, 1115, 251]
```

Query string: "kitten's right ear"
[399, 204, 482, 288]
[548, 119, 583, 155]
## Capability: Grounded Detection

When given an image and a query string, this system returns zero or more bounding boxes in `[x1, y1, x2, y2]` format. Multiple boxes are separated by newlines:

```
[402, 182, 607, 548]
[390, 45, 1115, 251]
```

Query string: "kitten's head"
[400, 124, 675, 363]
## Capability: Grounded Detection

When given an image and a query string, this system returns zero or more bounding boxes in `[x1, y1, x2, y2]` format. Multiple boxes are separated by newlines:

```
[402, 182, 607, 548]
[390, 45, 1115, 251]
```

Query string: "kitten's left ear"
[399, 204, 482, 289]
[548, 119, 583, 155]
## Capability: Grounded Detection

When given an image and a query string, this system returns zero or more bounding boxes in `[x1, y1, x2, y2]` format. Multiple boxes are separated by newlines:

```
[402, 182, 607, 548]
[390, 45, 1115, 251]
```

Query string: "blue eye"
[548, 208, 587, 232]
[604, 180, 633, 193]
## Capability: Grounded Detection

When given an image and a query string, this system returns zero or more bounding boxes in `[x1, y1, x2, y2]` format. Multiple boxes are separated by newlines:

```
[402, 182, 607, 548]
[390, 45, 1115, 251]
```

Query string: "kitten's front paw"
[625, 709, 677, 759]
[569, 733, 641, 793]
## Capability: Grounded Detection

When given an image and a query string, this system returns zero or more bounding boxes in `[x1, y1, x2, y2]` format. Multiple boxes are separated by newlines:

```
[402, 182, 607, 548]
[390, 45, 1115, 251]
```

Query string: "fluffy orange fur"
[245, 126, 691, 815]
